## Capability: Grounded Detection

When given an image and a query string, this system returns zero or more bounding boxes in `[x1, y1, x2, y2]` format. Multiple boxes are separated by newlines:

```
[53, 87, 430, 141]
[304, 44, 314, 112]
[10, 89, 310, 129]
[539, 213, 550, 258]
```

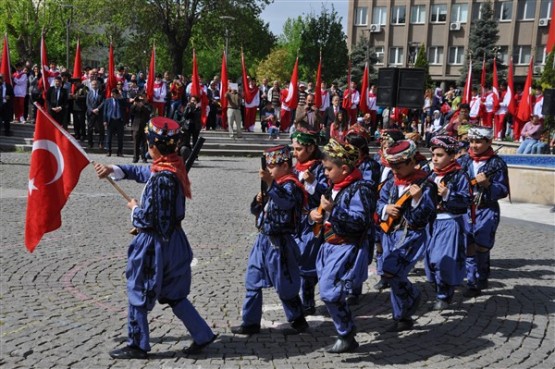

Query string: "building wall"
[348, 0, 553, 84]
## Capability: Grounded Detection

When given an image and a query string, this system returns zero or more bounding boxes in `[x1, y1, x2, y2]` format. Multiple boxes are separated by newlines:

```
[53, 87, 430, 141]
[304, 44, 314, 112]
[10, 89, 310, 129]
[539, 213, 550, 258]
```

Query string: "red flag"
[516, 56, 534, 122]
[39, 33, 50, 101]
[547, 3, 555, 53]
[220, 51, 228, 127]
[314, 54, 323, 109]
[359, 62, 369, 114]
[71, 39, 82, 94]
[283, 57, 299, 110]
[25, 105, 90, 252]
[146, 45, 155, 103]
[241, 51, 254, 103]
[492, 58, 500, 111]
[1, 33, 12, 86]
[507, 56, 516, 115]
[105, 41, 116, 98]
[462, 58, 472, 104]
[190, 49, 208, 125]
[480, 57, 486, 97]
[342, 58, 352, 110]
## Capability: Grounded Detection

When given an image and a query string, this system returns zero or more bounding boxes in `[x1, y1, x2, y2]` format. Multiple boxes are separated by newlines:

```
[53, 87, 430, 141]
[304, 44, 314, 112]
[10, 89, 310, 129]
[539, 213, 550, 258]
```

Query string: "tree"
[256, 47, 294, 83]
[347, 36, 378, 84]
[460, 0, 501, 86]
[298, 5, 348, 83]
[414, 43, 434, 89]
[540, 51, 555, 131]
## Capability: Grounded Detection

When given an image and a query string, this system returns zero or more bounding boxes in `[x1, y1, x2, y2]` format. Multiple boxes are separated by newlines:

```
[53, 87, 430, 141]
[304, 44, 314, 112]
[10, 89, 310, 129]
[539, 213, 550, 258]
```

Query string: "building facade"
[347, 0, 553, 85]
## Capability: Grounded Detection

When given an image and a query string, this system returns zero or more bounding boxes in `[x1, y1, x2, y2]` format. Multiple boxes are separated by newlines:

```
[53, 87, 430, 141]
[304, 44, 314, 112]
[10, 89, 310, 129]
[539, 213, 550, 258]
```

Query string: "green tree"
[347, 35, 378, 84]
[414, 43, 434, 89]
[540, 51, 555, 131]
[298, 5, 348, 83]
[460, 0, 501, 86]
[256, 47, 294, 84]
[278, 16, 304, 69]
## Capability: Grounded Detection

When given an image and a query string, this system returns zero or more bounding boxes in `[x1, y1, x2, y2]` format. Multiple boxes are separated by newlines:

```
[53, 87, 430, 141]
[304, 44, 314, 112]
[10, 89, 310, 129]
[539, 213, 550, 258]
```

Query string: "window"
[372, 7, 387, 25]
[518, 0, 536, 20]
[391, 6, 406, 25]
[496, 46, 509, 65]
[514, 46, 532, 64]
[410, 5, 426, 24]
[495, 1, 513, 21]
[428, 47, 444, 65]
[431, 4, 448, 23]
[389, 47, 404, 65]
[448, 46, 464, 65]
[540, 0, 552, 19]
[408, 46, 419, 64]
[375, 46, 384, 64]
[354, 7, 368, 26]
[451, 4, 468, 23]
[536, 47, 547, 65]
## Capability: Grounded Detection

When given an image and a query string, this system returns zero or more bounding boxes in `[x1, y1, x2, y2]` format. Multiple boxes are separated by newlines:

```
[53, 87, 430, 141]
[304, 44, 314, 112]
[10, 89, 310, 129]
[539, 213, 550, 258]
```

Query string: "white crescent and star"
[28, 139, 65, 195]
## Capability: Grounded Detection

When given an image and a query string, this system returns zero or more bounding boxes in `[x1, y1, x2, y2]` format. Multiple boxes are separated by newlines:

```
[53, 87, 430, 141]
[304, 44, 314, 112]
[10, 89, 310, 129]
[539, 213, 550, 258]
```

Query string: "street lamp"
[61, 4, 74, 69]
[219, 15, 235, 55]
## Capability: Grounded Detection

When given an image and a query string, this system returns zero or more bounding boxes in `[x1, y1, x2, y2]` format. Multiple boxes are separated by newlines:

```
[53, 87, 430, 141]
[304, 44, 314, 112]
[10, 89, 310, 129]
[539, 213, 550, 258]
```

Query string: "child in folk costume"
[377, 140, 437, 332]
[310, 139, 374, 353]
[291, 129, 329, 315]
[426, 136, 472, 310]
[232, 145, 309, 335]
[458, 126, 509, 298]
[373, 129, 406, 291]
[343, 124, 381, 304]
[94, 117, 216, 360]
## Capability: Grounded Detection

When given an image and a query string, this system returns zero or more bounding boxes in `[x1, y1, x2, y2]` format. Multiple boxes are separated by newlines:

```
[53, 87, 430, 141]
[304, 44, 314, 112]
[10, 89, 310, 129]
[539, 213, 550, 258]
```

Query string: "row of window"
[376, 46, 548, 66]
[355, 0, 552, 26]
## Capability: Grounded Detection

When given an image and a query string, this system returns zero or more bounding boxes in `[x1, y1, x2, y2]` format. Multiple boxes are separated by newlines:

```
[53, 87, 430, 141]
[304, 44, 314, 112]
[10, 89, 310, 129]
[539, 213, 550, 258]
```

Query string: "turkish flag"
[71, 39, 82, 94]
[39, 33, 50, 101]
[105, 41, 116, 98]
[146, 45, 155, 103]
[516, 57, 534, 122]
[241, 51, 254, 103]
[492, 59, 500, 111]
[462, 58, 472, 104]
[359, 62, 369, 114]
[190, 49, 209, 126]
[507, 57, 516, 115]
[1, 33, 12, 86]
[283, 57, 299, 110]
[342, 58, 352, 110]
[220, 51, 228, 128]
[314, 55, 323, 109]
[25, 105, 90, 252]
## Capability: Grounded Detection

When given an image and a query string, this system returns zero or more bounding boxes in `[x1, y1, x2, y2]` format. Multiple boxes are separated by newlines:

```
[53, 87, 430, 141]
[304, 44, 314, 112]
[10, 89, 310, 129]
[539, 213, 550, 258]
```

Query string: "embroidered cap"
[323, 138, 359, 166]
[146, 116, 181, 146]
[264, 145, 292, 165]
[346, 123, 372, 148]
[430, 135, 460, 154]
[468, 126, 493, 140]
[385, 140, 417, 164]
[291, 127, 319, 146]
[380, 129, 405, 144]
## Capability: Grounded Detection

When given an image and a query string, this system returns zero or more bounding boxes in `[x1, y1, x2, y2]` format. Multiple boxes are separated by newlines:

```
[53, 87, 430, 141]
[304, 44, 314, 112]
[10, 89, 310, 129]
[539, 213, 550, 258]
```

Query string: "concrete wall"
[508, 166, 555, 205]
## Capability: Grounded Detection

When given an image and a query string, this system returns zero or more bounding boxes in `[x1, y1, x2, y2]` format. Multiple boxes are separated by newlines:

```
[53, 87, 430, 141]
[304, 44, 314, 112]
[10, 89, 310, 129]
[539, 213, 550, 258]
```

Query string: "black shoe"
[346, 294, 360, 306]
[407, 293, 422, 317]
[290, 316, 309, 333]
[109, 346, 147, 360]
[231, 324, 260, 335]
[433, 299, 449, 311]
[477, 280, 489, 290]
[374, 279, 390, 291]
[132, 159, 138, 163]
[182, 334, 217, 355]
[106, 152, 112, 157]
[142, 158, 148, 163]
[117, 153, 124, 157]
[303, 306, 316, 316]
[463, 287, 481, 298]
[386, 318, 414, 332]
[326, 331, 359, 353]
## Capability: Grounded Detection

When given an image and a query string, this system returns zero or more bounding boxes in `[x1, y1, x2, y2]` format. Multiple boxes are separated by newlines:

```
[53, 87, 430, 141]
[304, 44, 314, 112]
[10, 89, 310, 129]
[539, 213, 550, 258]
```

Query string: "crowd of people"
[1, 60, 554, 156]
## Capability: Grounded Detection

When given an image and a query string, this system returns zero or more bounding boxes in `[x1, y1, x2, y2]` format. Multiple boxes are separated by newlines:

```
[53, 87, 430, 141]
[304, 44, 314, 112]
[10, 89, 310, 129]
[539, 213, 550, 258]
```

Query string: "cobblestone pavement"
[1, 152, 554, 369]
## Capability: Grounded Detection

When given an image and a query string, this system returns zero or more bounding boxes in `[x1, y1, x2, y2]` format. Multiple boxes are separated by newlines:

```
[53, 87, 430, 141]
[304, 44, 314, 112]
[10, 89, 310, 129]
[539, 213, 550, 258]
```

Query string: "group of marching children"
[233, 123, 509, 353]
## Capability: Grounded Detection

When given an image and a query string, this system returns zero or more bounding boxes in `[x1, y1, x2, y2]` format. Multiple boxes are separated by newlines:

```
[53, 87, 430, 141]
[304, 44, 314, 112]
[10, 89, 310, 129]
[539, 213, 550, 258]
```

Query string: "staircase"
[0, 122, 298, 157]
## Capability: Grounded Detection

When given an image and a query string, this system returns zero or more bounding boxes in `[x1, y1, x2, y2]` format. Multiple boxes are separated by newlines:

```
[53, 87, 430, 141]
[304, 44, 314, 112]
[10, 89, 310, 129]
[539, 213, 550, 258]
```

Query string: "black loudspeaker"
[396, 68, 426, 109]
[376, 68, 398, 107]
[542, 89, 555, 116]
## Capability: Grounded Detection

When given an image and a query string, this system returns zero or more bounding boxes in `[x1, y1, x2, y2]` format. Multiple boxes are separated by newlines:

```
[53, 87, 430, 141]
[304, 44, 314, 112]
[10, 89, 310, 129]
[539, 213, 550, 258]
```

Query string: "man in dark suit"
[322, 95, 345, 142]
[103, 88, 126, 157]
[0, 74, 15, 136]
[86, 79, 105, 149]
[46, 76, 68, 126]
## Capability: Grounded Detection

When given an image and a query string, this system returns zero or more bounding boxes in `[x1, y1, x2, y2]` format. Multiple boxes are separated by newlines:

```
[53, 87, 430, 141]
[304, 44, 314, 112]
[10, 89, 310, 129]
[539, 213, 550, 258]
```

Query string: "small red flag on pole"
[547, 4, 555, 53]
[1, 33, 12, 86]
[105, 40, 116, 98]
[146, 44, 155, 103]
[39, 33, 50, 101]
[71, 39, 82, 94]
[359, 62, 369, 114]
[25, 104, 90, 252]
[507, 56, 516, 115]
[342, 58, 352, 110]
[220, 51, 228, 127]
[283, 57, 299, 110]
[516, 56, 534, 122]
[462, 57, 472, 104]
[314, 52, 323, 109]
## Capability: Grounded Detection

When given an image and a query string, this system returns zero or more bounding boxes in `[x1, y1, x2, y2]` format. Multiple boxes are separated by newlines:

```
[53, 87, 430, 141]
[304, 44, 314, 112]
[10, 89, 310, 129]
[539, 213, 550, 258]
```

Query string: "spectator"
[517, 115, 543, 154]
